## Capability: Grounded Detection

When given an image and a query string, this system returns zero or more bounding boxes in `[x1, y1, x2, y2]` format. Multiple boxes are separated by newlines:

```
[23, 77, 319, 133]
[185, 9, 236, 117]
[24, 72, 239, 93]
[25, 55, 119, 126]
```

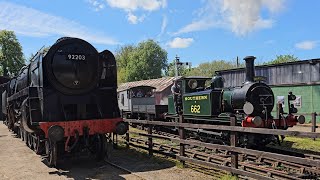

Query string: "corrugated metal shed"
[118, 76, 180, 92]
[217, 59, 320, 87]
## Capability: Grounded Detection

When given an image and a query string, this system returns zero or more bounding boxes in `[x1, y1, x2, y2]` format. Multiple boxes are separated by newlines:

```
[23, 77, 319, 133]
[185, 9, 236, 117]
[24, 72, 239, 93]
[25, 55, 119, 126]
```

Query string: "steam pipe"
[244, 56, 256, 83]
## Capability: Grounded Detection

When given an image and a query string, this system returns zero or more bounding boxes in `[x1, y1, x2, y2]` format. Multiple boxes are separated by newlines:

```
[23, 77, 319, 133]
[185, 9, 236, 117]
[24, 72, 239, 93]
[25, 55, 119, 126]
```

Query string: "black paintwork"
[2, 37, 120, 130]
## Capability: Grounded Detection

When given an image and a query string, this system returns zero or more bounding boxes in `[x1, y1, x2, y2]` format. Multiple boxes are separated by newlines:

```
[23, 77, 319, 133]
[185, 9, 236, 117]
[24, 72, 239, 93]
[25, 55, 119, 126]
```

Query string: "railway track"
[122, 131, 320, 179]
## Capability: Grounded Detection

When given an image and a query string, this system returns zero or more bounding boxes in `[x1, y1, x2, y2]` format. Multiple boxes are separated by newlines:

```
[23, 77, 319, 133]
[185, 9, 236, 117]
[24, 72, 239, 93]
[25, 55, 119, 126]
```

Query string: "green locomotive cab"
[168, 76, 213, 116]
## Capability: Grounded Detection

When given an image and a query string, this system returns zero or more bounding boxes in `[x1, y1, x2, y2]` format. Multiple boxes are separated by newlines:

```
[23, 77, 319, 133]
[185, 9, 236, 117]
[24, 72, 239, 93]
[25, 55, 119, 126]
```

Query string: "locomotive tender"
[2, 37, 127, 167]
[120, 56, 305, 146]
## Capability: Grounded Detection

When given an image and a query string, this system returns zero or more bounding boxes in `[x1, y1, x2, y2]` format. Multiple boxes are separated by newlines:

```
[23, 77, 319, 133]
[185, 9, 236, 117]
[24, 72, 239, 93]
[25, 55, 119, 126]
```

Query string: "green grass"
[268, 136, 320, 155]
[281, 136, 320, 152]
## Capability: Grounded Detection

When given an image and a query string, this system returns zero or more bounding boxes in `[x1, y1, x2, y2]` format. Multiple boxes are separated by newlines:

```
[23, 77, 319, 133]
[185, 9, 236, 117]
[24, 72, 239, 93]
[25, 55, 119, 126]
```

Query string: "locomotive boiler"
[2, 37, 127, 167]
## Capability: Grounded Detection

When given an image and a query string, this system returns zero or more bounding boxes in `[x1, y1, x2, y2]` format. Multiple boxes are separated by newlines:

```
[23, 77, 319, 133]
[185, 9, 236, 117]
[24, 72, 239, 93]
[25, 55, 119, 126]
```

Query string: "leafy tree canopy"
[0, 30, 25, 77]
[264, 55, 298, 65]
[116, 39, 167, 83]
[186, 60, 238, 77]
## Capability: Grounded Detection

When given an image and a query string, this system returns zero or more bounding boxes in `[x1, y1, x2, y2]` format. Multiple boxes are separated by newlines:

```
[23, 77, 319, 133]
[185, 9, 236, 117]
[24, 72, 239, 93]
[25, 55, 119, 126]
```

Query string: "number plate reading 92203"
[67, 54, 86, 61]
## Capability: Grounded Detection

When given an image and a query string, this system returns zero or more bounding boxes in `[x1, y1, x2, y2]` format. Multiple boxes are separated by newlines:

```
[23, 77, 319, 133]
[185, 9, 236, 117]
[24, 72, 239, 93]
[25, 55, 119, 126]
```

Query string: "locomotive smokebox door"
[44, 38, 101, 95]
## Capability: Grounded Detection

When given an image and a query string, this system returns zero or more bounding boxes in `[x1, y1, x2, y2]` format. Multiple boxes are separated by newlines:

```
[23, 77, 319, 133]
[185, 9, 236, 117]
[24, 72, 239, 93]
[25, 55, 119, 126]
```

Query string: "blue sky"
[0, 0, 319, 66]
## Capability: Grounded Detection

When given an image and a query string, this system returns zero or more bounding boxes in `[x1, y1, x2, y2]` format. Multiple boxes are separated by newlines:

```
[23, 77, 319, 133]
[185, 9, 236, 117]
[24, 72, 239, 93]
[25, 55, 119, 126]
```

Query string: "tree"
[186, 60, 237, 77]
[0, 30, 25, 76]
[116, 45, 135, 83]
[264, 55, 298, 65]
[116, 39, 167, 83]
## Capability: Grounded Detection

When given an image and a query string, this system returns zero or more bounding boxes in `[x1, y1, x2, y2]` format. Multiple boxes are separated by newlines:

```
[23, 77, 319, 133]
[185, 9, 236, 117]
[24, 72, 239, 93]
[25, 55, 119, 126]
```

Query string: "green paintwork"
[222, 89, 233, 112]
[168, 95, 175, 114]
[183, 92, 212, 116]
[271, 84, 320, 123]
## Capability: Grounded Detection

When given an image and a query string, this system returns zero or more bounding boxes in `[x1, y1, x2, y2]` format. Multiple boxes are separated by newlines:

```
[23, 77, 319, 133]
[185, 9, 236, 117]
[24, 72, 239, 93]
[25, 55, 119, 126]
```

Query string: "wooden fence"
[123, 115, 320, 179]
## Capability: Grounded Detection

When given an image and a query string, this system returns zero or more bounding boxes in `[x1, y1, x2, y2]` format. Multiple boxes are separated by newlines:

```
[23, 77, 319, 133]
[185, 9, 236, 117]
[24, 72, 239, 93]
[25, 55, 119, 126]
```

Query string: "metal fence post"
[148, 124, 153, 156]
[179, 114, 185, 166]
[311, 112, 317, 140]
[230, 115, 238, 176]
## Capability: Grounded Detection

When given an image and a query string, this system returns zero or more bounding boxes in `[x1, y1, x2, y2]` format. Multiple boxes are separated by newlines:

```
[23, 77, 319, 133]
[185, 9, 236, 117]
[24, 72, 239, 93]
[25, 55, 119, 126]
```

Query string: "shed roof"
[215, 58, 320, 87]
[118, 76, 180, 92]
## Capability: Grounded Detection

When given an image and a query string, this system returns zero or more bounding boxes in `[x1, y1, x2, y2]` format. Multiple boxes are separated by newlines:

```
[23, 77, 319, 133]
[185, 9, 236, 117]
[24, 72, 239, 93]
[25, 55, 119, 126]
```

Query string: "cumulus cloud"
[175, 0, 285, 36]
[105, 0, 167, 24]
[0, 2, 118, 45]
[295, 41, 318, 50]
[167, 37, 194, 48]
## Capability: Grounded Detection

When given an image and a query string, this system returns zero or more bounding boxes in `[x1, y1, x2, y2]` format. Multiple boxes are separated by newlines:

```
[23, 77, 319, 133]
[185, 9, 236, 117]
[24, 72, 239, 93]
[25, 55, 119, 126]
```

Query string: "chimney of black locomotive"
[244, 56, 256, 83]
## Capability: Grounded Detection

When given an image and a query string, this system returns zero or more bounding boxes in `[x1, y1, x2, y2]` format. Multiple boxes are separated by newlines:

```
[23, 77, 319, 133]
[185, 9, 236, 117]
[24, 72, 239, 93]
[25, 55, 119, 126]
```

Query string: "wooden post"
[125, 132, 130, 148]
[179, 114, 185, 166]
[230, 115, 238, 176]
[311, 112, 317, 140]
[113, 133, 118, 149]
[276, 103, 280, 120]
[148, 124, 153, 156]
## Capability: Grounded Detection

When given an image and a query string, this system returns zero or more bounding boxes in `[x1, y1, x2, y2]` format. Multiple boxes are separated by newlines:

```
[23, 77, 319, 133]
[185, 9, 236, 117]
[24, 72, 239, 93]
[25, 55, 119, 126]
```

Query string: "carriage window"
[121, 94, 124, 105]
[136, 89, 144, 97]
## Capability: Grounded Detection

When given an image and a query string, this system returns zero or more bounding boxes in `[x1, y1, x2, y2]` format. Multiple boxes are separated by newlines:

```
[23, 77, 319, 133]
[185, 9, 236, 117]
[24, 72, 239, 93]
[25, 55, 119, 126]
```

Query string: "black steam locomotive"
[2, 37, 127, 167]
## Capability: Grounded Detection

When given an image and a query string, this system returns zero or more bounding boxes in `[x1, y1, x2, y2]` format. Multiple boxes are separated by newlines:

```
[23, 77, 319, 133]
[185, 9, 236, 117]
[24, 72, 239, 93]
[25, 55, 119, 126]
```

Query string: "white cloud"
[174, 19, 217, 35]
[175, 0, 285, 36]
[0, 2, 118, 45]
[106, 0, 167, 11]
[158, 15, 168, 37]
[295, 41, 318, 50]
[127, 12, 145, 24]
[105, 0, 166, 24]
[167, 37, 194, 48]
[87, 0, 105, 11]
[264, 40, 275, 44]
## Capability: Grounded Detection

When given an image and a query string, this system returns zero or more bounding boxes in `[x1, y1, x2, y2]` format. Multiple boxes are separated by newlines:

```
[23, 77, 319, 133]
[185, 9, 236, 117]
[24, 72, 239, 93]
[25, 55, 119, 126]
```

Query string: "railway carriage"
[118, 85, 168, 120]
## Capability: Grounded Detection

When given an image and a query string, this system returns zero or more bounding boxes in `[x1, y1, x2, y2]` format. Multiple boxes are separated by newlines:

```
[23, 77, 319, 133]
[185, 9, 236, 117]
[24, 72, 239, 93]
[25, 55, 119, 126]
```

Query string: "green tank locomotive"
[168, 56, 305, 146]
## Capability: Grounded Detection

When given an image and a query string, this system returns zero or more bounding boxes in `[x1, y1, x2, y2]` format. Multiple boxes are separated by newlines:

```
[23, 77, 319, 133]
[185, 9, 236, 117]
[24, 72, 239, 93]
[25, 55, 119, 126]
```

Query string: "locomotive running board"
[7, 87, 42, 102]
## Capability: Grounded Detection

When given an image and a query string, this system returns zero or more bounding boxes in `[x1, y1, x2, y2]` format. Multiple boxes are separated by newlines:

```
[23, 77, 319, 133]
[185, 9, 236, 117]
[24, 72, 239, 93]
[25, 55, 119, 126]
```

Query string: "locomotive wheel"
[45, 141, 58, 167]
[20, 128, 24, 141]
[27, 133, 34, 149]
[24, 131, 29, 145]
[33, 135, 44, 155]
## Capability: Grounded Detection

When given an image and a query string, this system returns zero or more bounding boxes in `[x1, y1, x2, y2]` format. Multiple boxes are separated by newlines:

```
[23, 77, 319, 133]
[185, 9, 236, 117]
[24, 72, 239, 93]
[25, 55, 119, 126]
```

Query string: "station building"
[216, 58, 320, 122]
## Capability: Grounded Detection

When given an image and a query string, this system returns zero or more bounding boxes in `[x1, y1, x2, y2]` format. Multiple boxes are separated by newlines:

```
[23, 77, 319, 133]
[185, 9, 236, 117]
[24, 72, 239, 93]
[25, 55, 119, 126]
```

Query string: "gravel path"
[0, 122, 214, 180]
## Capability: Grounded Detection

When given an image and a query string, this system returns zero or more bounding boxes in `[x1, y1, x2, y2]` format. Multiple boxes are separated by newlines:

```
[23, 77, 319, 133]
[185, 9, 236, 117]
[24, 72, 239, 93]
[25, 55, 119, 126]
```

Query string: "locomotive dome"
[43, 37, 100, 95]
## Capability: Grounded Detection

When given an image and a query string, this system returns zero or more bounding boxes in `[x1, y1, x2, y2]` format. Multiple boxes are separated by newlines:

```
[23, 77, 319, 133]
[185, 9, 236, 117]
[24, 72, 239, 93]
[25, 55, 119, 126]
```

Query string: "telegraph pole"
[174, 55, 191, 78]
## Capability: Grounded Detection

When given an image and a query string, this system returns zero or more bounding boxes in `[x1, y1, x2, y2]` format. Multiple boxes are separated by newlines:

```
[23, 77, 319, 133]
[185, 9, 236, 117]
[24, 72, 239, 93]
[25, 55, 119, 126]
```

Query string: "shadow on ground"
[45, 145, 175, 180]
